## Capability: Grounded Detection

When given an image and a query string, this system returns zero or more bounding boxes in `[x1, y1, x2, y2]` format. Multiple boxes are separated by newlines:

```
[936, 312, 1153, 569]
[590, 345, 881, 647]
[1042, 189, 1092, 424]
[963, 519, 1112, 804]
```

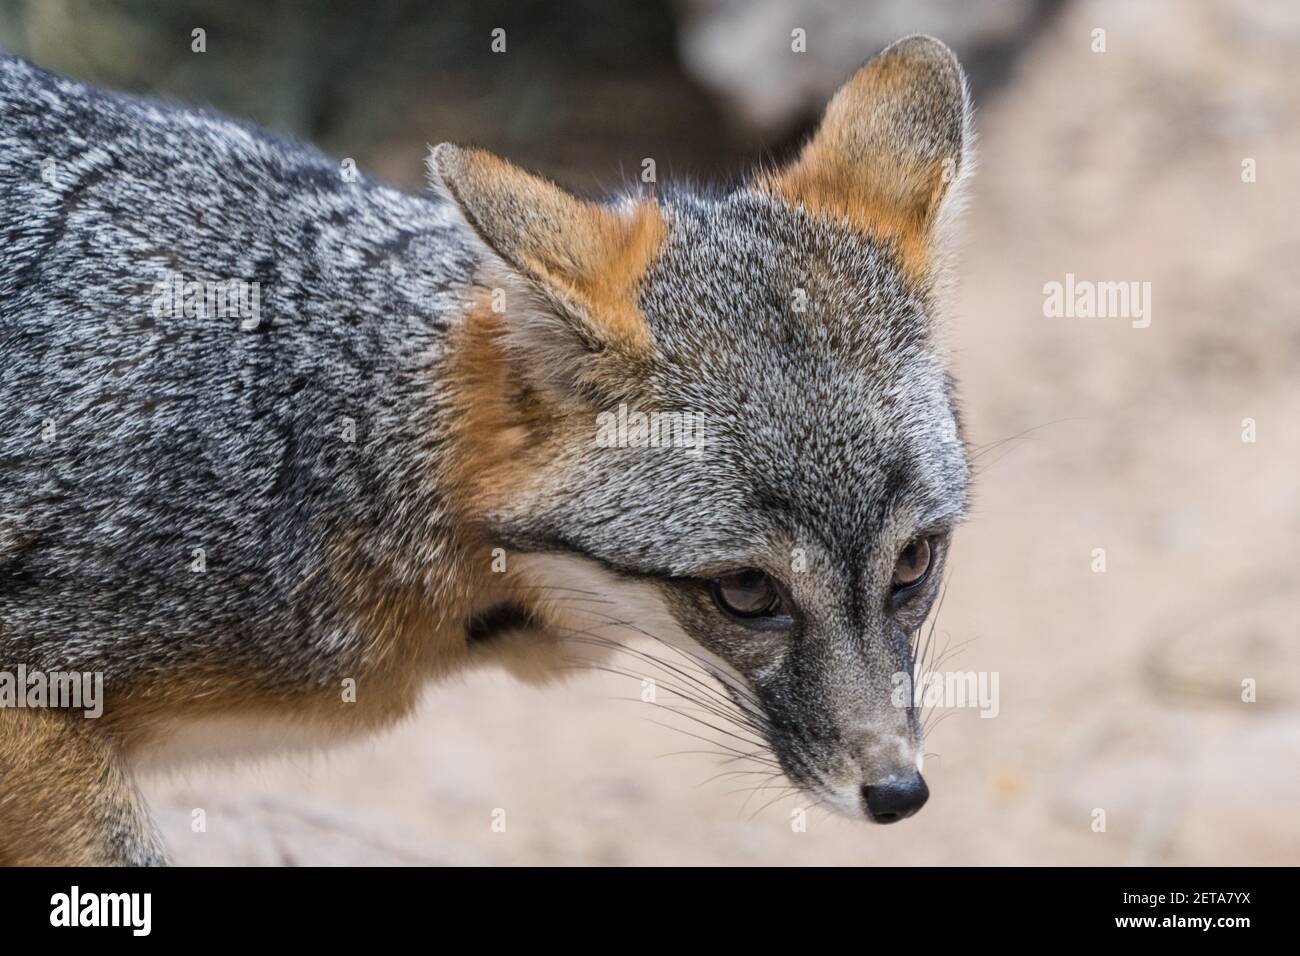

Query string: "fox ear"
[759, 35, 971, 282]
[430, 144, 662, 357]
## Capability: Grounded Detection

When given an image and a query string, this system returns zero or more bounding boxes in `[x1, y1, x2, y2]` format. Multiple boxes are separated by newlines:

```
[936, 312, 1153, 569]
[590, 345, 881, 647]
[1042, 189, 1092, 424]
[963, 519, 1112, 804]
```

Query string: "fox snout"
[762, 719, 931, 823]
[753, 647, 932, 824]
[853, 716, 930, 823]
[850, 699, 932, 822]
[789, 736, 931, 824]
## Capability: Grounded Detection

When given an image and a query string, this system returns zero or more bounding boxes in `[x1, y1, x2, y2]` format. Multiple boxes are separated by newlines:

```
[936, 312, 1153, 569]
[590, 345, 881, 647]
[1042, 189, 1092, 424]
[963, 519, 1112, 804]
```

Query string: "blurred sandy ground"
[6, 0, 1297, 863]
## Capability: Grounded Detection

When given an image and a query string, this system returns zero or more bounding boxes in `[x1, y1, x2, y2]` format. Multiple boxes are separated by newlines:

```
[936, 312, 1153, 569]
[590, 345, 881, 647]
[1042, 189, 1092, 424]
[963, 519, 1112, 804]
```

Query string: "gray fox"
[0, 35, 973, 865]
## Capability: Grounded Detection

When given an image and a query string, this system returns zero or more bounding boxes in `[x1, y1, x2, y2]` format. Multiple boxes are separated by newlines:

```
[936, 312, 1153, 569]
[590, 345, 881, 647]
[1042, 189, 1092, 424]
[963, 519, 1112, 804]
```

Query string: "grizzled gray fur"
[1, 53, 475, 684]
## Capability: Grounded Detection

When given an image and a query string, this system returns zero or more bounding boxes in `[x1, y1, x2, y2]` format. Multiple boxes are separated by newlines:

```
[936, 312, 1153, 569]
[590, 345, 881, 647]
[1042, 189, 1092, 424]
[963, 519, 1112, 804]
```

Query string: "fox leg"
[0, 709, 165, 866]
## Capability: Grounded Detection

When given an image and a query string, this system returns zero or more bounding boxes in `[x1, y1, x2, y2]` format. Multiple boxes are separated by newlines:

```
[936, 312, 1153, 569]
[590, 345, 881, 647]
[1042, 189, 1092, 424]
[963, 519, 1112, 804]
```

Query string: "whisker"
[562, 655, 763, 735]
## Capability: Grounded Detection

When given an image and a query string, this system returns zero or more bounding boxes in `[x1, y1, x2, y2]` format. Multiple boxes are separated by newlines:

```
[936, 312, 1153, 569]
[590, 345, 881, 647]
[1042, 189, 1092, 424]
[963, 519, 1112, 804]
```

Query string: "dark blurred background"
[0, 0, 1061, 191]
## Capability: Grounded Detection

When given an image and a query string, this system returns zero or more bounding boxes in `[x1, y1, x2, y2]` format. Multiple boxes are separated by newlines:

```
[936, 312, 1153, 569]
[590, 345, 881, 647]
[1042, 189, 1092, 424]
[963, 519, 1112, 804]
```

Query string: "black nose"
[863, 773, 929, 823]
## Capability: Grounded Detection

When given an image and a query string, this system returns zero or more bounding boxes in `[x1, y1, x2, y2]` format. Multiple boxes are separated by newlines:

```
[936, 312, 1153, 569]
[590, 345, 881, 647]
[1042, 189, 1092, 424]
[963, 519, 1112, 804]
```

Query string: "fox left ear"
[759, 35, 972, 284]
[430, 144, 663, 360]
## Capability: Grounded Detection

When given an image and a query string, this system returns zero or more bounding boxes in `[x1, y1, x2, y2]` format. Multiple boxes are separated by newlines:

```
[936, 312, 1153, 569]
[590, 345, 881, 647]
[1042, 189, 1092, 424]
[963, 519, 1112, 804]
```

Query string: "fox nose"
[862, 772, 929, 823]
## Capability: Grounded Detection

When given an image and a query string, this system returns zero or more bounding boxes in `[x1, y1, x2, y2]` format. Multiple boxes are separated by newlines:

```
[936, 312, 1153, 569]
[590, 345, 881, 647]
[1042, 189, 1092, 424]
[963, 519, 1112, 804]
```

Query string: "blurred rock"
[676, 0, 1046, 135]
[154, 794, 463, 866]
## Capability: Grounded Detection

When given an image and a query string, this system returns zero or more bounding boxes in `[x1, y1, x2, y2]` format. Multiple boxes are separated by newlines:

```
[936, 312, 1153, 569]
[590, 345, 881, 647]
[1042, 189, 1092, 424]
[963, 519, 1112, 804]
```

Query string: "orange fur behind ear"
[433, 144, 665, 352]
[757, 35, 967, 285]
[762, 158, 940, 284]
[441, 292, 557, 515]
[575, 199, 665, 351]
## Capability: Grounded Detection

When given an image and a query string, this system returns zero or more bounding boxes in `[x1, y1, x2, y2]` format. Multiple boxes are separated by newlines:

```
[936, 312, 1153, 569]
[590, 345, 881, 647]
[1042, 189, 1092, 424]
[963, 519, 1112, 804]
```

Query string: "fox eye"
[711, 569, 784, 619]
[892, 537, 934, 590]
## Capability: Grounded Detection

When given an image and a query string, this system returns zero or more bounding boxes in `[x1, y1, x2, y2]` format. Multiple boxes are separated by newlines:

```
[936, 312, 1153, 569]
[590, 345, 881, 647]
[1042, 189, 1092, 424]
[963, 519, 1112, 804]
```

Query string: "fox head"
[433, 36, 973, 823]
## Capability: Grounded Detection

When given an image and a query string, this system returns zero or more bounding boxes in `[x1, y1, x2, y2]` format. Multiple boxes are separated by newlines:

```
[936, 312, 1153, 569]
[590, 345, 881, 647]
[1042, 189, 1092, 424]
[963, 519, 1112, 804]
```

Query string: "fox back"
[0, 54, 480, 693]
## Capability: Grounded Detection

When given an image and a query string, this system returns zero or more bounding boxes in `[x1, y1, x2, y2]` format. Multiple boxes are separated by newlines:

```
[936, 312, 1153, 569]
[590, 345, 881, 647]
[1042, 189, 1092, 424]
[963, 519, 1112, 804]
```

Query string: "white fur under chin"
[510, 552, 754, 701]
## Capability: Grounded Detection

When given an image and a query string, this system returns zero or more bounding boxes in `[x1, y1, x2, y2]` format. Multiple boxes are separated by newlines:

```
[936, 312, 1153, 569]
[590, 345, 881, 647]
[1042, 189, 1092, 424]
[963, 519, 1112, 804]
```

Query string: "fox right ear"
[430, 144, 662, 362]
[758, 35, 971, 284]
